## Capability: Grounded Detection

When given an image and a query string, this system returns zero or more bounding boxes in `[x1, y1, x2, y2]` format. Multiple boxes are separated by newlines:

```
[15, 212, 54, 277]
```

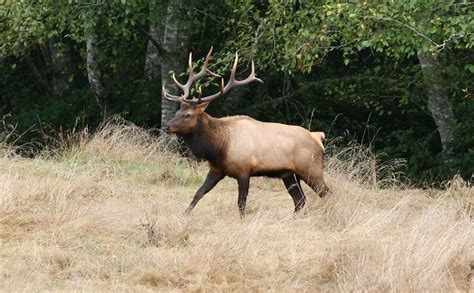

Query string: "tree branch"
[366, 16, 440, 47]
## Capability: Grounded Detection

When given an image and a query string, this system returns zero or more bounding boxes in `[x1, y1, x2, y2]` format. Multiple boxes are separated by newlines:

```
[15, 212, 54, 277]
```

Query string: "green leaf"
[466, 64, 474, 74]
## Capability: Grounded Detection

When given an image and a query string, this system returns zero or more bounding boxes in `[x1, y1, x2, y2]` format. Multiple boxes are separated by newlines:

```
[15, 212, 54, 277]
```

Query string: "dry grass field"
[0, 120, 473, 291]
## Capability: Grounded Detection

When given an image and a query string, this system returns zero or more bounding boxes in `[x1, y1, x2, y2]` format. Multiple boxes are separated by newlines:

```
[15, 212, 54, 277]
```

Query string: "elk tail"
[310, 131, 325, 152]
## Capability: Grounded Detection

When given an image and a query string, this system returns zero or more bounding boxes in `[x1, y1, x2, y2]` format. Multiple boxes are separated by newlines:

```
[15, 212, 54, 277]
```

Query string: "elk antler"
[162, 47, 220, 103]
[192, 53, 263, 104]
[163, 48, 263, 104]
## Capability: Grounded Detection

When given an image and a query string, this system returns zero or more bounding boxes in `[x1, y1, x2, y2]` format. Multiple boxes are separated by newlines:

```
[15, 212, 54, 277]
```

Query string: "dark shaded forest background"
[1, 1, 473, 185]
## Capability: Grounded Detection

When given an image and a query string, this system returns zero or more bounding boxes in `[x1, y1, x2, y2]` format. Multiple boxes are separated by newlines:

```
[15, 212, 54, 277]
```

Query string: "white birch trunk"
[160, 0, 180, 128]
[86, 26, 107, 120]
[417, 52, 456, 156]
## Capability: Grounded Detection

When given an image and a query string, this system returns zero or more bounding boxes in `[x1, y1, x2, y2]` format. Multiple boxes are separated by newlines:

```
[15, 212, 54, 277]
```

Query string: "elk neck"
[179, 113, 229, 167]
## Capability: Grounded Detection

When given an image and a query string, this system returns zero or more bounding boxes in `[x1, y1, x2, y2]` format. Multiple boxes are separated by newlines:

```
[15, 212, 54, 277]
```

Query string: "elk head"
[162, 47, 263, 134]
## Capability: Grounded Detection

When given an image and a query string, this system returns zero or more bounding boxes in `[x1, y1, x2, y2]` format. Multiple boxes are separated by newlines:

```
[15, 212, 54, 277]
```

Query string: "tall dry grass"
[0, 119, 472, 291]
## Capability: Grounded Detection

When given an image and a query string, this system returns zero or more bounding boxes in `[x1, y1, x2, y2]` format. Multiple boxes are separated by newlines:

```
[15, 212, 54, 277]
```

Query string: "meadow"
[0, 120, 472, 291]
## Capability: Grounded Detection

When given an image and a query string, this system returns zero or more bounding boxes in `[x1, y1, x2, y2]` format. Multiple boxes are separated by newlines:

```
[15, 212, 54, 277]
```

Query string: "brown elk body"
[162, 48, 328, 216]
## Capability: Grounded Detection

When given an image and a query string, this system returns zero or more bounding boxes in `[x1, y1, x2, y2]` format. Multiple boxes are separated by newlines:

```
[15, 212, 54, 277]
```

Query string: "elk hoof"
[184, 206, 193, 215]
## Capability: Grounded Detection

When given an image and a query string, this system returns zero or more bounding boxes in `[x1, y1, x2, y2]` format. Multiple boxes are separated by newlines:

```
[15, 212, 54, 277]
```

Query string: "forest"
[1, 1, 474, 291]
[1, 1, 473, 184]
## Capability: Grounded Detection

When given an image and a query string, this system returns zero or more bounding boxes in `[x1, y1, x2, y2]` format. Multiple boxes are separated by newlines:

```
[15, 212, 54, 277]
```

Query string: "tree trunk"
[143, 0, 163, 112]
[144, 1, 163, 82]
[86, 26, 107, 121]
[417, 52, 456, 156]
[160, 0, 180, 128]
[48, 36, 72, 96]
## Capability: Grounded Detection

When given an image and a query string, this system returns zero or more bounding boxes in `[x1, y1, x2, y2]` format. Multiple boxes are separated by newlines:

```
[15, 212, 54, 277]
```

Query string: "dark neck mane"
[179, 113, 228, 167]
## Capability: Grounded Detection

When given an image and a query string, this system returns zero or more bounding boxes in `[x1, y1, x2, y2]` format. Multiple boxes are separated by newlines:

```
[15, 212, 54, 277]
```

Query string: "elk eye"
[184, 113, 192, 119]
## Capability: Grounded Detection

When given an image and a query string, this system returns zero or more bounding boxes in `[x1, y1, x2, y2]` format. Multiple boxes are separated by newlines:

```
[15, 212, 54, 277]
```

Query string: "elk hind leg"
[306, 176, 329, 198]
[282, 174, 306, 212]
[237, 175, 250, 218]
[298, 165, 329, 198]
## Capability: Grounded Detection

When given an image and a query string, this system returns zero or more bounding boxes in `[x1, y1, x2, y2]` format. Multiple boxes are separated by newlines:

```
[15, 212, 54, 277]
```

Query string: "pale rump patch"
[310, 132, 325, 152]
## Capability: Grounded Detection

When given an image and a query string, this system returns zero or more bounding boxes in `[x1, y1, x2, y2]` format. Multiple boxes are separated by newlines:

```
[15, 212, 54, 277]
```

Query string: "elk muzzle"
[162, 121, 176, 134]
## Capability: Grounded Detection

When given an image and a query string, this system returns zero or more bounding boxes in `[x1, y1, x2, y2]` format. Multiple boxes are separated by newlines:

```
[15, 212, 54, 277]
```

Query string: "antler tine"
[195, 53, 263, 103]
[177, 52, 194, 98]
[193, 47, 220, 79]
[224, 53, 262, 88]
[188, 52, 194, 76]
[249, 59, 263, 84]
[195, 54, 238, 103]
[204, 48, 220, 77]
[176, 47, 221, 101]
[203, 47, 212, 67]
[197, 86, 203, 103]
[162, 84, 182, 102]
[230, 52, 238, 79]
[171, 73, 185, 90]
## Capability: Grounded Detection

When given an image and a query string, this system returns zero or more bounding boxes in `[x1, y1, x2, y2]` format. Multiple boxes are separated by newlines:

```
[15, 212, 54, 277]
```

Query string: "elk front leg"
[185, 169, 224, 213]
[237, 175, 250, 218]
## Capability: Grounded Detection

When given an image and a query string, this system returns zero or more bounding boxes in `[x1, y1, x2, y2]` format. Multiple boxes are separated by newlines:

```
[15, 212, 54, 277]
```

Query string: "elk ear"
[194, 102, 210, 112]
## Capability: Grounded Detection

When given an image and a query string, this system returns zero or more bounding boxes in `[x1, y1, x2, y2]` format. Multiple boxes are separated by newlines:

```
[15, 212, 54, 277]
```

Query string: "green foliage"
[0, 1, 148, 52]
[0, 1, 473, 185]
[226, 0, 474, 73]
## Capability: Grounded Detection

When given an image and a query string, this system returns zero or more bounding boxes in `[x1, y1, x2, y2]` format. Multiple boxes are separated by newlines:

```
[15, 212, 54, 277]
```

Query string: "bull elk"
[162, 48, 328, 217]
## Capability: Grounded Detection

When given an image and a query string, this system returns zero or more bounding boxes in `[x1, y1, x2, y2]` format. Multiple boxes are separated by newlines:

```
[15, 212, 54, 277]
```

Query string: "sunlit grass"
[0, 119, 472, 291]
